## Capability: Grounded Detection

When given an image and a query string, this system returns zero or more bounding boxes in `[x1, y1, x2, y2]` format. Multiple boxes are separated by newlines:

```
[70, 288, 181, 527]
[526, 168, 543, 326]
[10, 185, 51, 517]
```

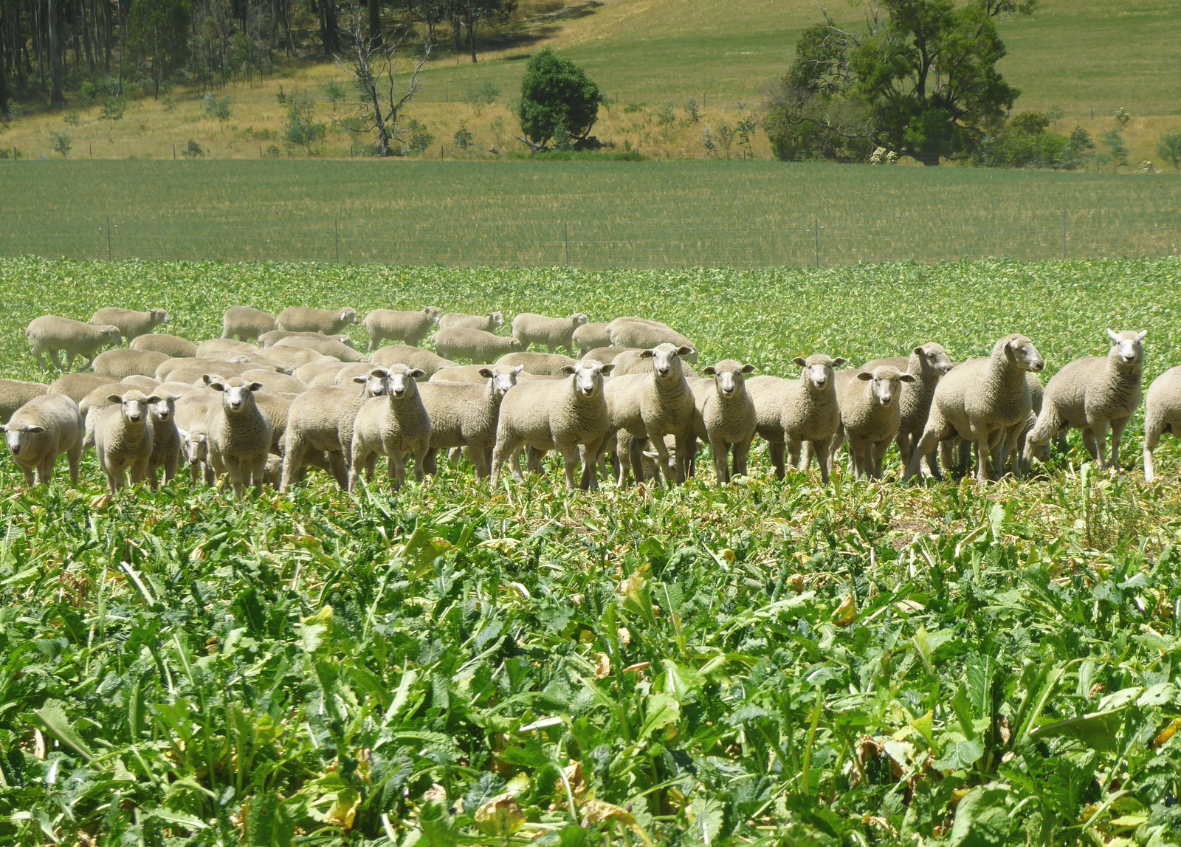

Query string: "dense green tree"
[126, 0, 191, 98]
[516, 48, 603, 149]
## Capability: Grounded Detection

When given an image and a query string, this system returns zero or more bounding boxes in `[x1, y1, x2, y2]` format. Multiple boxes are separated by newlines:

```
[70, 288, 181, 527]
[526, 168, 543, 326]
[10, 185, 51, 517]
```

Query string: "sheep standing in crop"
[93, 349, 171, 380]
[26, 316, 122, 371]
[904, 334, 1044, 483]
[1144, 366, 1181, 482]
[277, 306, 358, 335]
[130, 334, 199, 358]
[1023, 330, 1146, 472]
[748, 355, 846, 483]
[350, 365, 432, 491]
[369, 345, 459, 376]
[146, 393, 180, 489]
[274, 335, 369, 363]
[418, 365, 521, 478]
[78, 380, 127, 451]
[48, 372, 120, 404]
[861, 343, 954, 477]
[496, 352, 577, 376]
[1, 379, 49, 424]
[175, 392, 219, 485]
[573, 322, 612, 355]
[832, 366, 916, 480]
[492, 360, 614, 489]
[607, 319, 698, 362]
[94, 390, 158, 492]
[433, 327, 523, 363]
[203, 376, 273, 498]
[438, 311, 505, 332]
[91, 308, 168, 339]
[4, 393, 82, 486]
[223, 307, 279, 341]
[363, 307, 442, 349]
[511, 313, 590, 355]
[691, 360, 756, 485]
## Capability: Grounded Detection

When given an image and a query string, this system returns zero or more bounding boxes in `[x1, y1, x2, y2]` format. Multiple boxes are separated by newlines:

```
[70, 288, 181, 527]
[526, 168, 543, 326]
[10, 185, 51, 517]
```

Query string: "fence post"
[814, 217, 820, 267]
[107, 215, 112, 262]
[335, 220, 340, 264]
[1062, 210, 1067, 260]
[564, 221, 570, 267]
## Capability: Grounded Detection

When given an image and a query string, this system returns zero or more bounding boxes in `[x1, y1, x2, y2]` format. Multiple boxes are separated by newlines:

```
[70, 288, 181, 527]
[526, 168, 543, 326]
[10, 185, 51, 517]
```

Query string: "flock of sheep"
[3, 304, 1180, 498]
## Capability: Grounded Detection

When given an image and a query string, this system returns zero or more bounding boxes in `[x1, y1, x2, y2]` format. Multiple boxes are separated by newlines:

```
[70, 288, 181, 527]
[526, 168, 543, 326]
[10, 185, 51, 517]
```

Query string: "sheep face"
[178, 429, 207, 463]
[351, 368, 391, 398]
[479, 365, 523, 397]
[337, 335, 356, 349]
[98, 325, 123, 345]
[203, 377, 262, 415]
[425, 307, 443, 323]
[1106, 329, 1146, 367]
[488, 311, 505, 327]
[1002, 335, 1044, 373]
[561, 361, 613, 398]
[916, 343, 954, 375]
[149, 394, 176, 423]
[640, 343, 694, 382]
[703, 360, 755, 398]
[340, 308, 358, 325]
[151, 309, 169, 325]
[107, 390, 156, 426]
[793, 355, 847, 392]
[857, 366, 916, 407]
[571, 313, 590, 328]
[5, 422, 45, 457]
[385, 365, 425, 400]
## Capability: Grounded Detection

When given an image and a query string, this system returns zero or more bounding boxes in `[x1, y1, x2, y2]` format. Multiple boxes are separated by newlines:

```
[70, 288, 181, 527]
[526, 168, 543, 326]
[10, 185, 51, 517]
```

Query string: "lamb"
[496, 351, 577, 376]
[130, 333, 199, 358]
[223, 306, 279, 341]
[418, 365, 522, 478]
[257, 345, 336, 371]
[432, 327, 523, 363]
[274, 335, 369, 363]
[363, 307, 442, 349]
[197, 338, 265, 359]
[145, 393, 180, 489]
[26, 316, 122, 371]
[903, 334, 1044, 483]
[438, 311, 505, 332]
[606, 319, 698, 362]
[691, 360, 757, 485]
[258, 330, 355, 348]
[0, 379, 49, 424]
[78, 380, 128, 451]
[748, 355, 847, 483]
[1143, 366, 1181, 483]
[350, 365, 432, 491]
[48, 372, 123, 404]
[277, 306, 358, 335]
[491, 360, 614, 490]
[511, 313, 590, 354]
[174, 393, 219, 485]
[4, 393, 82, 486]
[369, 345, 459, 376]
[1022, 330, 1146, 472]
[573, 322, 612, 355]
[94, 390, 158, 492]
[860, 343, 954, 476]
[280, 369, 390, 492]
[241, 369, 307, 395]
[93, 349, 172, 380]
[202, 376, 273, 498]
[832, 366, 916, 480]
[91, 308, 168, 339]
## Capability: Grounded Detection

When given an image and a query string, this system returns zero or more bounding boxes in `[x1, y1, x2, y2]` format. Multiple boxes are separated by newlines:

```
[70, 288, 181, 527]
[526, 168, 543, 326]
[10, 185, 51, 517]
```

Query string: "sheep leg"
[20, 465, 35, 486]
[1091, 421, 1110, 470]
[36, 458, 55, 486]
[709, 438, 730, 486]
[872, 440, 890, 480]
[973, 438, 992, 483]
[163, 452, 178, 484]
[798, 440, 813, 471]
[649, 435, 674, 487]
[387, 453, 407, 490]
[33, 352, 50, 371]
[583, 438, 607, 491]
[67, 444, 81, 484]
[905, 431, 940, 482]
[365, 452, 379, 482]
[252, 456, 267, 493]
[130, 458, 149, 487]
[1081, 429, 1099, 462]
[226, 461, 246, 499]
[733, 435, 753, 478]
[105, 470, 120, 493]
[769, 441, 786, 480]
[346, 445, 367, 492]
[813, 437, 833, 484]
[673, 434, 691, 484]
[1109, 417, 1130, 469]
[1143, 420, 1161, 483]
[423, 447, 440, 475]
[787, 440, 802, 473]
[558, 445, 581, 491]
[280, 442, 305, 492]
[897, 432, 913, 470]
[49, 350, 65, 371]
[490, 437, 523, 485]
[412, 449, 426, 483]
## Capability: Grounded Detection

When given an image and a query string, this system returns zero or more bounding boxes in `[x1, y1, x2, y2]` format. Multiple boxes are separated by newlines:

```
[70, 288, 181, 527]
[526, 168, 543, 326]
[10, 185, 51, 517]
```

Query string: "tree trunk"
[0, 23, 9, 119]
[35, 0, 44, 87]
[282, 0, 294, 55]
[467, 8, 475, 63]
[81, 0, 94, 70]
[48, 0, 64, 107]
[71, 0, 81, 71]
[101, 0, 110, 70]
[367, 0, 381, 47]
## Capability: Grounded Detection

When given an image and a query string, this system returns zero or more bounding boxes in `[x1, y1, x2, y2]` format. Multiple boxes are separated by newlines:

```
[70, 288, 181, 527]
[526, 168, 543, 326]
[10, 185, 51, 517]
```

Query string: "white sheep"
[156, 356, 248, 381]
[146, 393, 180, 489]
[433, 327, 523, 363]
[257, 345, 336, 372]
[1023, 329, 1146, 471]
[511, 313, 590, 355]
[93, 349, 172, 380]
[369, 345, 460, 376]
[611, 348, 699, 378]
[691, 360, 757, 485]
[175, 393, 219, 485]
[0, 379, 49, 424]
[48, 372, 123, 404]
[606, 319, 698, 362]
[293, 361, 348, 384]
[430, 365, 549, 383]
[903, 334, 1044, 483]
[94, 389, 158, 492]
[91, 307, 168, 339]
[748, 355, 847, 483]
[259, 330, 356, 348]
[241, 368, 307, 395]
[4, 393, 82, 486]
[832, 366, 916, 480]
[26, 316, 122, 371]
[1144, 365, 1181, 483]
[78, 379, 126, 451]
[277, 306, 358, 335]
[274, 335, 369, 363]
[363, 307, 442, 349]
[223, 306, 279, 341]
[418, 365, 522, 478]
[350, 365, 432, 491]
[496, 351, 577, 376]
[491, 360, 614, 489]
[130, 334, 199, 358]
[861, 343, 954, 477]
[203, 375, 273, 498]
[165, 363, 271, 386]
[438, 311, 505, 332]
[197, 338, 265, 359]
[573, 322, 612, 355]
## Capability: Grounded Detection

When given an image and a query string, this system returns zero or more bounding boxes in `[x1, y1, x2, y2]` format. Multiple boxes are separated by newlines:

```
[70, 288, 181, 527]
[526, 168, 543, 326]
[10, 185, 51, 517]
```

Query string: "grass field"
[2, 255, 1181, 843]
[1, 161, 1179, 268]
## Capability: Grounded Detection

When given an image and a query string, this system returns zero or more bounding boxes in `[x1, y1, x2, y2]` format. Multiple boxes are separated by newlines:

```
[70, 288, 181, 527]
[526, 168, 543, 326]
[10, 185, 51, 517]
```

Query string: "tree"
[1156, 130, 1181, 171]
[48, 0, 65, 108]
[126, 0, 191, 99]
[516, 48, 604, 149]
[49, 130, 72, 157]
[283, 90, 326, 154]
[455, 0, 516, 63]
[766, 0, 1033, 165]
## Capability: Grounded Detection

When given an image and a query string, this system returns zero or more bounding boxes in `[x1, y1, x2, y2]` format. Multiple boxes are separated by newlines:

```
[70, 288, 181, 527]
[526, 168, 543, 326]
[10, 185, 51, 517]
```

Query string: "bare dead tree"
[335, 13, 431, 157]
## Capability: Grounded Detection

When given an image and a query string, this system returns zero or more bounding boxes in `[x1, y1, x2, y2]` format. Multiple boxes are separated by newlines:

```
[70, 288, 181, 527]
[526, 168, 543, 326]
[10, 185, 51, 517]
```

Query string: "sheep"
[691, 360, 757, 485]
[223, 306, 279, 341]
[491, 360, 614, 490]
[350, 365, 432, 491]
[93, 349, 171, 380]
[130, 333, 199, 358]
[166, 364, 271, 386]
[1144, 366, 1181, 483]
[306, 366, 352, 388]
[175, 393, 219, 485]
[145, 393, 180, 490]
[202, 375, 273, 498]
[573, 322, 612, 355]
[861, 343, 954, 477]
[511, 313, 590, 355]
[293, 361, 349, 384]
[369, 345, 459, 376]
[903, 334, 1044, 483]
[156, 381, 201, 398]
[197, 338, 265, 359]
[91, 308, 168, 339]
[0, 379, 49, 424]
[48, 372, 123, 404]
[78, 380, 127, 451]
[94, 390, 158, 492]
[606, 319, 698, 362]
[418, 366, 522, 478]
[4, 393, 82, 486]
[748, 355, 847, 483]
[156, 356, 249, 381]
[1020, 330, 1145, 473]
[280, 369, 390, 492]
[258, 330, 355, 349]
[363, 307, 442, 349]
[277, 306, 358, 335]
[119, 375, 161, 392]
[333, 363, 387, 388]
[274, 335, 369, 363]
[258, 345, 336, 371]
[496, 351, 578, 376]
[430, 365, 549, 383]
[433, 327, 523, 364]
[438, 311, 505, 332]
[582, 346, 635, 365]
[610, 348, 699, 378]
[26, 316, 122, 371]
[241, 369, 307, 395]
[831, 366, 916, 480]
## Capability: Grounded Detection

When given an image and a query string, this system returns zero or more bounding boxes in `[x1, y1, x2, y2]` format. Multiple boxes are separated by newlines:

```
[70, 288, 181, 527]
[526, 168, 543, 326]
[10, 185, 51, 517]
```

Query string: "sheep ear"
[1137, 330, 1147, 341]
[370, 368, 390, 378]
[702, 366, 717, 376]
[247, 382, 264, 392]
[600, 364, 615, 376]
[478, 367, 495, 378]
[203, 375, 224, 390]
[856, 371, 874, 381]
[351, 375, 368, 384]
[677, 345, 695, 357]
[106, 393, 125, 404]
[639, 349, 656, 359]
[1106, 329, 1119, 343]
[512, 365, 524, 374]
[741, 364, 755, 374]
[145, 395, 162, 403]
[792, 357, 807, 368]
[25, 425, 45, 434]
[899, 373, 918, 383]
[409, 369, 426, 380]
[913, 346, 924, 355]
[832, 357, 847, 366]
[560, 365, 578, 375]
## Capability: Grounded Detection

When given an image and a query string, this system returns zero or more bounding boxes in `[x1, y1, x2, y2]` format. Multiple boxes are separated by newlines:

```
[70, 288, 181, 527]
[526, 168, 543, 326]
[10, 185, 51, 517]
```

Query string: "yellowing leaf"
[831, 593, 857, 627]
[474, 793, 525, 836]
[594, 652, 611, 679]
[325, 787, 359, 829]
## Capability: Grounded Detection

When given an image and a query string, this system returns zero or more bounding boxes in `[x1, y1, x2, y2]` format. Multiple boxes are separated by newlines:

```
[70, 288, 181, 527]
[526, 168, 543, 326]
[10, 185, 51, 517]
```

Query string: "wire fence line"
[3, 210, 1179, 269]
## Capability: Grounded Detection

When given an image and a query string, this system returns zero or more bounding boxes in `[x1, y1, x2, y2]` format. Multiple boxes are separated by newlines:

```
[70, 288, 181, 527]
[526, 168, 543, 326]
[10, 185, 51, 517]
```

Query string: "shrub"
[282, 91, 324, 155]
[63, 111, 81, 126]
[1100, 128, 1129, 171]
[715, 121, 735, 157]
[685, 96, 699, 123]
[321, 80, 347, 111]
[655, 102, 676, 127]
[972, 112, 1094, 170]
[265, 144, 281, 158]
[702, 126, 717, 157]
[203, 94, 232, 120]
[49, 131, 72, 158]
[1157, 129, 1181, 171]
[181, 140, 205, 158]
[408, 131, 435, 156]
[453, 126, 474, 151]
[516, 48, 604, 148]
[464, 81, 500, 117]
[98, 97, 126, 121]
